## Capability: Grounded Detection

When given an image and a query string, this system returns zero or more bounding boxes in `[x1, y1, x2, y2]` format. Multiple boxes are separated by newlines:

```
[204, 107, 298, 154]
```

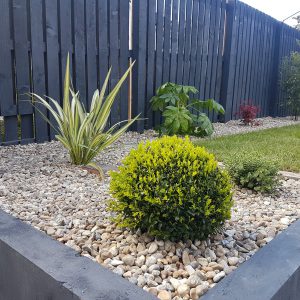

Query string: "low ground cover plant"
[109, 136, 233, 241]
[150, 82, 225, 137]
[32, 55, 138, 177]
[237, 102, 260, 125]
[227, 155, 280, 194]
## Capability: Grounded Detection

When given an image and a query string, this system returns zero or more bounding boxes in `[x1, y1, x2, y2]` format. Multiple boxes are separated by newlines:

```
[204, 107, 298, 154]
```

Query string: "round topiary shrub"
[109, 136, 233, 241]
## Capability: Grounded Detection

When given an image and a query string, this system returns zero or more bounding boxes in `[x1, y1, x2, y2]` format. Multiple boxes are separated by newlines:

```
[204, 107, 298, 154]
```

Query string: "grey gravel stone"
[0, 119, 299, 300]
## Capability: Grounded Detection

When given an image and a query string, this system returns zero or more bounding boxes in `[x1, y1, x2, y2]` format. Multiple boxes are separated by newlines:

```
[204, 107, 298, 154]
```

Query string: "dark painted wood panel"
[0, 0, 18, 143]
[45, 0, 61, 139]
[86, 0, 98, 108]
[145, 0, 156, 128]
[30, 0, 49, 142]
[13, 0, 34, 143]
[119, 0, 130, 122]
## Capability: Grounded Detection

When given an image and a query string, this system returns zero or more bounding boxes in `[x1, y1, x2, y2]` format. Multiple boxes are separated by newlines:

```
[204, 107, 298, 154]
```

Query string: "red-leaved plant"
[237, 102, 260, 125]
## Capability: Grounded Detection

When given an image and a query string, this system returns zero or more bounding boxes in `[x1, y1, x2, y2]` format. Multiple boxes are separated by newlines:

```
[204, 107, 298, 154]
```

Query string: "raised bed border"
[202, 219, 300, 300]
[0, 209, 156, 300]
[1, 210, 300, 300]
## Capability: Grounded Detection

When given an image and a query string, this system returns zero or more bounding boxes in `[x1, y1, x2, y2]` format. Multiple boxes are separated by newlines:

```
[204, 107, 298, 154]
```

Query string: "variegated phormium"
[32, 55, 138, 177]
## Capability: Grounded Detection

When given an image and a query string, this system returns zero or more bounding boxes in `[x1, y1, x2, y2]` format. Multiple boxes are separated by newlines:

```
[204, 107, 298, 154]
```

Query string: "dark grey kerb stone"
[202, 219, 300, 300]
[0, 209, 157, 300]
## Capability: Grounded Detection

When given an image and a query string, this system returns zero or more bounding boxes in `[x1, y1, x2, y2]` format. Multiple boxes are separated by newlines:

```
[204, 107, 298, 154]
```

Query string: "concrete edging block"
[202, 220, 300, 300]
[0, 209, 156, 300]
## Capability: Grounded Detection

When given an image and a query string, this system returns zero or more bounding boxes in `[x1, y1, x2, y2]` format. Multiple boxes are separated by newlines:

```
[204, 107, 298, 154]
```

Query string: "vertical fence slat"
[204, 0, 215, 101]
[182, 0, 192, 85]
[119, 0, 130, 122]
[248, 9, 258, 105]
[98, 0, 109, 90]
[205, 0, 217, 119]
[220, 0, 238, 121]
[194, 0, 205, 99]
[253, 13, 263, 115]
[239, 5, 250, 107]
[86, 0, 97, 107]
[59, 0, 73, 73]
[213, 0, 226, 121]
[162, 0, 172, 83]
[209, 0, 221, 99]
[170, 0, 179, 83]
[176, 0, 186, 85]
[59, 0, 73, 99]
[199, 0, 211, 100]
[45, 0, 60, 139]
[74, 0, 87, 109]
[188, 0, 200, 87]
[30, 0, 49, 142]
[0, 0, 18, 144]
[132, 0, 147, 131]
[258, 15, 268, 115]
[145, 0, 156, 128]
[153, 0, 165, 127]
[231, 3, 243, 118]
[13, 0, 34, 143]
[235, 3, 246, 115]
[109, 0, 120, 126]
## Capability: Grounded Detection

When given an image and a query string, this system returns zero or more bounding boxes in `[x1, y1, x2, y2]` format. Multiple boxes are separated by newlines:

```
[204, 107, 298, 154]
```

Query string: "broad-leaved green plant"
[150, 82, 225, 137]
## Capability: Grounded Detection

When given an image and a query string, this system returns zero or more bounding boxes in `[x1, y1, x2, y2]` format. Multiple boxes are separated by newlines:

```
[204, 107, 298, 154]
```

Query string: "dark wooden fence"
[220, 1, 300, 121]
[132, 0, 227, 130]
[0, 0, 130, 144]
[0, 0, 299, 144]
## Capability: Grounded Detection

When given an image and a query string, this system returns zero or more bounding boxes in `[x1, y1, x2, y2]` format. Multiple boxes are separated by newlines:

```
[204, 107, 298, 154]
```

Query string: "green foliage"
[32, 54, 138, 177]
[195, 125, 300, 173]
[109, 136, 233, 241]
[280, 51, 300, 120]
[227, 155, 280, 194]
[150, 82, 225, 137]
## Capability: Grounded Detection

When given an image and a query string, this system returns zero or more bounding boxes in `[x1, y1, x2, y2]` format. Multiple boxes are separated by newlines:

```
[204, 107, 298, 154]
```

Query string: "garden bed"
[0, 117, 299, 300]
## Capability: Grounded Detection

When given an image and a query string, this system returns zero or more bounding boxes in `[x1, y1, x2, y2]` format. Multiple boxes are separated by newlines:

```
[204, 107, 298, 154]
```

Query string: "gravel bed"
[212, 116, 300, 137]
[0, 117, 299, 300]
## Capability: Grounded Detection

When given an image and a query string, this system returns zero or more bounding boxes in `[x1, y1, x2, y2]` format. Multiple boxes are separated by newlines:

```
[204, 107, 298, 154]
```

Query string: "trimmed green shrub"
[227, 156, 280, 194]
[109, 136, 233, 241]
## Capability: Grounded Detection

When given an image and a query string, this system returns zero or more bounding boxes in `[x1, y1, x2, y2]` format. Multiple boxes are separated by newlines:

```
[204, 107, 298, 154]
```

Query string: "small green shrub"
[109, 136, 233, 241]
[150, 82, 225, 137]
[227, 156, 280, 193]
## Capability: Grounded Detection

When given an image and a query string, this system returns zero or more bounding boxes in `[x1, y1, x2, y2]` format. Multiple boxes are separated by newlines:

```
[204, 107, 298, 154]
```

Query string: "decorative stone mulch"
[0, 117, 299, 300]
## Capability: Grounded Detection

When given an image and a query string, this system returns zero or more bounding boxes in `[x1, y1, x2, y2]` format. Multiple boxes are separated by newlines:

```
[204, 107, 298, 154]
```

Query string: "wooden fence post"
[269, 22, 282, 117]
[220, 0, 237, 122]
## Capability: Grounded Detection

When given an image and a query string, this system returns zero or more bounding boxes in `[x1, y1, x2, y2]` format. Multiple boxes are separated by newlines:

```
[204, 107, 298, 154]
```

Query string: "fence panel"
[221, 1, 278, 120]
[132, 0, 227, 130]
[0, 0, 300, 144]
[0, 0, 131, 145]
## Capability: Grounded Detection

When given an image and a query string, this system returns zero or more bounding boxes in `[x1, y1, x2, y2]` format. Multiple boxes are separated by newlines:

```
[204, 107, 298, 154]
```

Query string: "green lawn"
[195, 125, 300, 173]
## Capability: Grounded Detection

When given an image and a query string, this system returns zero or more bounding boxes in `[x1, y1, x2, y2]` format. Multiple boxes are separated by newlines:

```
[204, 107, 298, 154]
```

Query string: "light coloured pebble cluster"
[0, 117, 299, 300]
[212, 116, 300, 137]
